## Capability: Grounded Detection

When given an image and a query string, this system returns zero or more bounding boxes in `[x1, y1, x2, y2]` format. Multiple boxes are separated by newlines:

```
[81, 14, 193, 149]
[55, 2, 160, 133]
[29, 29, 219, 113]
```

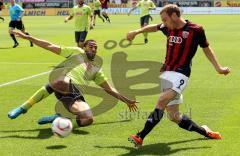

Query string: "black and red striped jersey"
[157, 20, 209, 77]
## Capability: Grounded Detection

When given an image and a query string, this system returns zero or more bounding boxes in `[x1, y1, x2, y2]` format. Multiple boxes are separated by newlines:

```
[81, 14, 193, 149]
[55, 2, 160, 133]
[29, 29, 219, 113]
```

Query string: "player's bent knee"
[50, 80, 69, 93]
[157, 96, 171, 108]
[167, 112, 181, 123]
[76, 116, 93, 127]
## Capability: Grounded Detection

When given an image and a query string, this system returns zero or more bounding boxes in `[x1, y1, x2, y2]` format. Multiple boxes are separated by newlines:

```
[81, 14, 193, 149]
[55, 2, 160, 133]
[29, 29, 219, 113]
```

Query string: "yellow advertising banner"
[214, 0, 240, 7]
[1, 8, 71, 16]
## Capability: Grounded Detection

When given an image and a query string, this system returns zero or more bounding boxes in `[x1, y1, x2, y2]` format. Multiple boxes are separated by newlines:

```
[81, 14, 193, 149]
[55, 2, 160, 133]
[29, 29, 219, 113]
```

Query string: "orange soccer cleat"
[128, 134, 143, 148]
[201, 125, 222, 139]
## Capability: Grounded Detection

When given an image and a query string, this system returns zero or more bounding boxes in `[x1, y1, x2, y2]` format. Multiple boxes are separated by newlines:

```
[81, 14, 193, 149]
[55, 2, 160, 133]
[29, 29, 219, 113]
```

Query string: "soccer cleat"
[30, 42, 33, 47]
[144, 39, 148, 44]
[201, 125, 222, 139]
[38, 114, 60, 125]
[128, 134, 143, 149]
[13, 42, 19, 48]
[8, 107, 27, 119]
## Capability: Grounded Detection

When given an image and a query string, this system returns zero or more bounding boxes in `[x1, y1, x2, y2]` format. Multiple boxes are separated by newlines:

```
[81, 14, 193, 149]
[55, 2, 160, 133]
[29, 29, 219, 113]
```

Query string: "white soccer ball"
[51, 117, 73, 138]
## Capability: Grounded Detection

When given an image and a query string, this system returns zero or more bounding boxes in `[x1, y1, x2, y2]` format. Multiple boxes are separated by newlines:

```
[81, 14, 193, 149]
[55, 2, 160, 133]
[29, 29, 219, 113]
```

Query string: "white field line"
[0, 71, 51, 88]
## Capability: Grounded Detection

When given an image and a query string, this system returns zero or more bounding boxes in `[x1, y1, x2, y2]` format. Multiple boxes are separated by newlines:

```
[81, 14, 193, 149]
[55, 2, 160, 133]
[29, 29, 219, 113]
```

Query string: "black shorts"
[94, 10, 101, 16]
[75, 31, 88, 43]
[140, 15, 150, 27]
[9, 20, 25, 30]
[54, 82, 86, 111]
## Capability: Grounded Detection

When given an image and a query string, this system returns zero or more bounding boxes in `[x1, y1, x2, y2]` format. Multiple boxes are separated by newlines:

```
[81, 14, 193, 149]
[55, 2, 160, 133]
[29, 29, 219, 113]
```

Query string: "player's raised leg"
[166, 104, 222, 139]
[128, 89, 176, 148]
[38, 99, 93, 126]
[38, 113, 61, 125]
[8, 84, 54, 119]
[72, 100, 93, 127]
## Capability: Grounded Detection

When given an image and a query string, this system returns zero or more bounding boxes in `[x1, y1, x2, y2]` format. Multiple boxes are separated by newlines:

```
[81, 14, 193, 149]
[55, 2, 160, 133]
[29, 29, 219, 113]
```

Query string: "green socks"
[21, 85, 54, 110]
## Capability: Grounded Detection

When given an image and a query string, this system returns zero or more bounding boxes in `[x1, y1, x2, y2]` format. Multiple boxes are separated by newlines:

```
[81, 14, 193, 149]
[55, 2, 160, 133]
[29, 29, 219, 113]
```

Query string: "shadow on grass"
[0, 47, 12, 49]
[46, 145, 67, 150]
[0, 128, 89, 139]
[0, 119, 131, 140]
[95, 138, 211, 156]
[93, 119, 131, 126]
[131, 43, 146, 45]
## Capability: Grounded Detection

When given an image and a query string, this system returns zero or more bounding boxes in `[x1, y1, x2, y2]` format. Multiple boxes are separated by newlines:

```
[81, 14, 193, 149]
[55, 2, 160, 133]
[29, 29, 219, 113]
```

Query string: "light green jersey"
[93, 0, 101, 10]
[70, 4, 92, 31]
[136, 0, 156, 17]
[59, 47, 107, 92]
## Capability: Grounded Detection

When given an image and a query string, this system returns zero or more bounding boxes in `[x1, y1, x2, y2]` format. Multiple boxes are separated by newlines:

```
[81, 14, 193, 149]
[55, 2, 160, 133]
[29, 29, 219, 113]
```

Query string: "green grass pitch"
[0, 14, 240, 155]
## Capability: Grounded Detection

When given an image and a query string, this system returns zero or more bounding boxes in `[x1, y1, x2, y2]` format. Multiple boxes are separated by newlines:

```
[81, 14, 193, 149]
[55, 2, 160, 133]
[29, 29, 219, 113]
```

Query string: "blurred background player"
[64, 0, 93, 48]
[0, 1, 4, 22]
[93, 0, 105, 26]
[100, 0, 110, 23]
[8, 31, 138, 127]
[128, 0, 156, 44]
[8, 0, 33, 48]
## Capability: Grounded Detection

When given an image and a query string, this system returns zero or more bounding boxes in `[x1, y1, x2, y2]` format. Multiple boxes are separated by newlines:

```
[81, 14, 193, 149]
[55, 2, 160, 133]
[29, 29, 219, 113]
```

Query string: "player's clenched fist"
[127, 30, 138, 41]
[217, 67, 231, 75]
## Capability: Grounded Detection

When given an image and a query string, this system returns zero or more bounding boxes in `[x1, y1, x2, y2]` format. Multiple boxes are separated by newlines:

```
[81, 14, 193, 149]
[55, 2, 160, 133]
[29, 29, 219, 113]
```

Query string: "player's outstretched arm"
[127, 24, 158, 41]
[64, 15, 73, 23]
[99, 81, 138, 112]
[149, 1, 156, 10]
[13, 31, 61, 55]
[202, 46, 230, 75]
[128, 6, 137, 16]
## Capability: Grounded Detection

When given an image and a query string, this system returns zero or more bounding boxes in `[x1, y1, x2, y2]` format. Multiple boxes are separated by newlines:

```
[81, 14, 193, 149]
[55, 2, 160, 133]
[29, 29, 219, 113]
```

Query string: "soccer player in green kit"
[128, 0, 156, 44]
[64, 0, 94, 48]
[93, 0, 105, 26]
[8, 31, 138, 127]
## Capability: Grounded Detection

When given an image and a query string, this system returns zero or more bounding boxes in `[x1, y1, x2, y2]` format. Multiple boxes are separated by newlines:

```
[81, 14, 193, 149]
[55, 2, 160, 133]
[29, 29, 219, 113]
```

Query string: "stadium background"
[1, 0, 240, 16]
[0, 0, 240, 155]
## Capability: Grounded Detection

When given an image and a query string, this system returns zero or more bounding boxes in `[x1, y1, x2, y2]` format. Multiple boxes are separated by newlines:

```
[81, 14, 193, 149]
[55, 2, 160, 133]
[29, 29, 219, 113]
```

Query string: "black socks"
[178, 115, 207, 136]
[138, 108, 164, 140]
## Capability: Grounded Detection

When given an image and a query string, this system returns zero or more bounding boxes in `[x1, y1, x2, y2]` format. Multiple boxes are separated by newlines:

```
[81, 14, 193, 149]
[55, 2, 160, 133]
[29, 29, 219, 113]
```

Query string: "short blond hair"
[160, 4, 181, 17]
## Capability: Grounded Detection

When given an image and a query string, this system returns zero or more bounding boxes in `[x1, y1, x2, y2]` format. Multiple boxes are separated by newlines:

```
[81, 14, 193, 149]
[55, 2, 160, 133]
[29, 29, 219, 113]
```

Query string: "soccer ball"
[51, 117, 73, 138]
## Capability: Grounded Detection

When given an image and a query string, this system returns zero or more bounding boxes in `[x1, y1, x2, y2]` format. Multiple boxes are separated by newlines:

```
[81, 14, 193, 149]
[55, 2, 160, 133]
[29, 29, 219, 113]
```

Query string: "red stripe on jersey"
[177, 30, 194, 67]
[168, 30, 183, 70]
[165, 30, 175, 67]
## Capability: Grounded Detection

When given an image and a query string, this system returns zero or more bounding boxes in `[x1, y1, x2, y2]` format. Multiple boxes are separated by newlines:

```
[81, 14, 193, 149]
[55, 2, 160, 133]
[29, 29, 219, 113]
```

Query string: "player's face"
[78, 0, 84, 5]
[84, 41, 98, 61]
[160, 12, 175, 30]
[10, 0, 15, 5]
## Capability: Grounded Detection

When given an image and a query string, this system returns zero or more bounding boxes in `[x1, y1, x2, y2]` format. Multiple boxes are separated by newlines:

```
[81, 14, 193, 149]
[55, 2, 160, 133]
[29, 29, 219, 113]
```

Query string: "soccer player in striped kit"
[127, 4, 230, 148]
